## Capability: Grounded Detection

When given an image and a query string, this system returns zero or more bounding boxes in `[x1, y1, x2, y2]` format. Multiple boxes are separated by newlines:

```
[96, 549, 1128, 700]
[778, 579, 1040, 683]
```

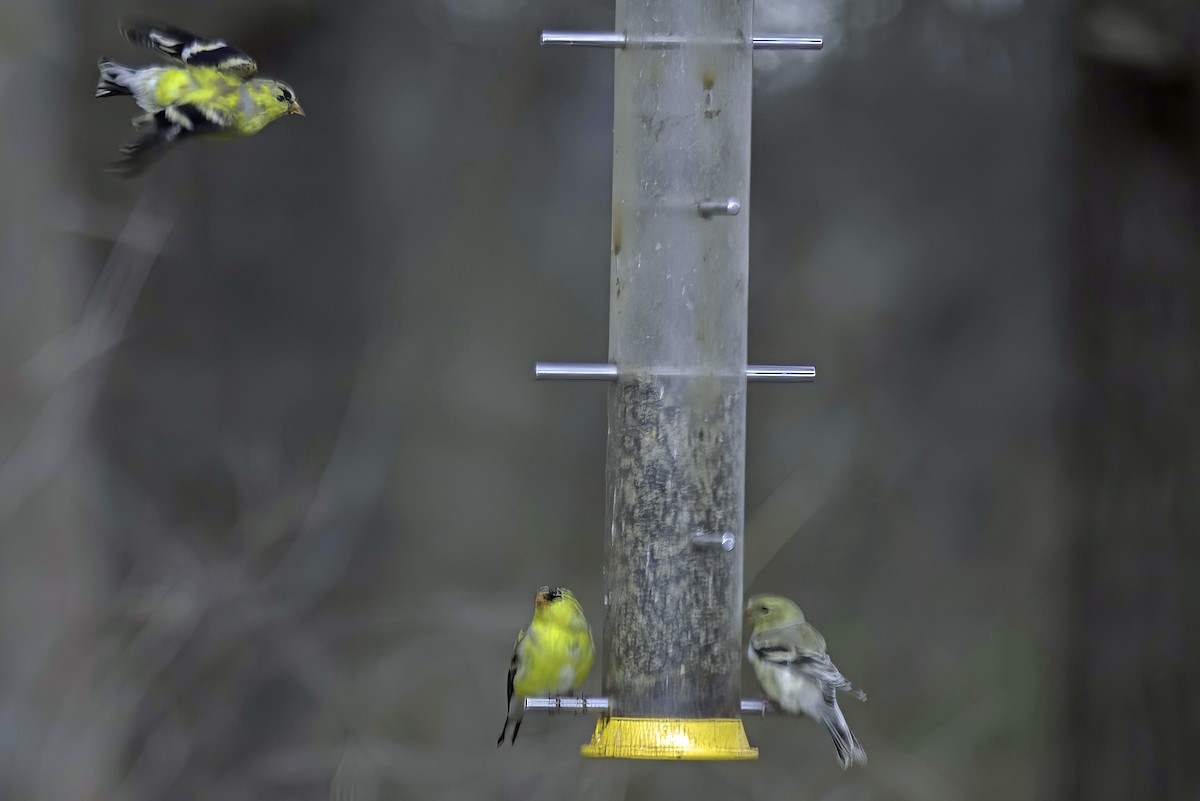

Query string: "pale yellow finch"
[746, 594, 867, 768]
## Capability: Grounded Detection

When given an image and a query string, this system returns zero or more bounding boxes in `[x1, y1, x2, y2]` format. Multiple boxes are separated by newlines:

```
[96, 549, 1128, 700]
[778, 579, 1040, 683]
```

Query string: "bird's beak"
[289, 101, 305, 117]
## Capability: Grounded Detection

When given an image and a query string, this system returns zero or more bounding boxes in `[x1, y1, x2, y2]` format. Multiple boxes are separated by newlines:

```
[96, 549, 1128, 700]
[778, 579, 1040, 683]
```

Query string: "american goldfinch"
[497, 586, 595, 746]
[95, 20, 303, 175]
[746, 594, 867, 768]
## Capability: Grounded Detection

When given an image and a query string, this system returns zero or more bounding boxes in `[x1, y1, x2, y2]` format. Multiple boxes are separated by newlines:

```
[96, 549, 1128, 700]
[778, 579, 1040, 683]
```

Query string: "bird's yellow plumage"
[150, 68, 209, 106]
[497, 586, 595, 746]
[94, 20, 303, 174]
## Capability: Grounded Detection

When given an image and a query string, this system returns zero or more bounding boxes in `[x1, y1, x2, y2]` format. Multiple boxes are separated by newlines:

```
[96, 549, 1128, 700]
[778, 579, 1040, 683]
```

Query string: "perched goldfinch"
[497, 586, 595, 746]
[95, 20, 303, 175]
[746, 594, 867, 768]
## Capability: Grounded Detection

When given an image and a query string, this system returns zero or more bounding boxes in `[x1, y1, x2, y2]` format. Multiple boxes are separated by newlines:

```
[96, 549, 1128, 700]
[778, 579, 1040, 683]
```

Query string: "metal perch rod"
[534, 363, 817, 382]
[540, 31, 824, 50]
[525, 696, 775, 714]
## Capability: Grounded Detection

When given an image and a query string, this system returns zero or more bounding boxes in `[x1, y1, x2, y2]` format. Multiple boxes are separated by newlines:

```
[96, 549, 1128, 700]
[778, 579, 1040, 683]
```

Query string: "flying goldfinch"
[746, 594, 868, 768]
[95, 20, 303, 175]
[497, 586, 595, 746]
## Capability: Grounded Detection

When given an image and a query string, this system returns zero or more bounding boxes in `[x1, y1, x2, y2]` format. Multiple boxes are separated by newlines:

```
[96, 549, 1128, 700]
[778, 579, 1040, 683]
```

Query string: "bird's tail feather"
[823, 700, 867, 769]
[95, 58, 134, 98]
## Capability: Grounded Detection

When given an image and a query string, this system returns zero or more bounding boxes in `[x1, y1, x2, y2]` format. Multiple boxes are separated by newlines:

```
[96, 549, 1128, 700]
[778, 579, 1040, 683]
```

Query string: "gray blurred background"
[3, 0, 1198, 799]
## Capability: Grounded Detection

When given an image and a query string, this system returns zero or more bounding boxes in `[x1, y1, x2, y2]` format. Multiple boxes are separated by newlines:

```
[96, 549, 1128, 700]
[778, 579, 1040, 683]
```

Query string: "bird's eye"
[760, 605, 769, 613]
[276, 92, 286, 102]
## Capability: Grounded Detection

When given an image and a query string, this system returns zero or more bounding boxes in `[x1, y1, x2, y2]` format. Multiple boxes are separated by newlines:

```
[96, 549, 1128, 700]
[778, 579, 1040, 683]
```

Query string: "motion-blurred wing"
[120, 19, 258, 78]
[107, 105, 223, 177]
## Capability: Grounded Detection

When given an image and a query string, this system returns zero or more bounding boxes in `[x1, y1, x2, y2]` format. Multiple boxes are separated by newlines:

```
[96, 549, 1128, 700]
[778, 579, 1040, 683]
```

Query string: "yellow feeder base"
[580, 717, 758, 760]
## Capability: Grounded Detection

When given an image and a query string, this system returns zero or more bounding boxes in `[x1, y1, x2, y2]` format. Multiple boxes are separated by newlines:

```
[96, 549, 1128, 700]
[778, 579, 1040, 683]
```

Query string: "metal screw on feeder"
[529, 0, 824, 761]
[692, 531, 737, 551]
[698, 198, 742, 218]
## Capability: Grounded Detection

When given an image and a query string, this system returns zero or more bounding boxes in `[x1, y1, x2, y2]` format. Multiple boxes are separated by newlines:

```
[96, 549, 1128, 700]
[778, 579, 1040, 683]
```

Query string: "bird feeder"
[532, 0, 821, 760]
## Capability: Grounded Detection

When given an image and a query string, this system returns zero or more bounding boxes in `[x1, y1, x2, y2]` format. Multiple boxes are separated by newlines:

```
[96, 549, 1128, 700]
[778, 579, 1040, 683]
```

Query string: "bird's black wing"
[749, 630, 805, 666]
[506, 637, 520, 709]
[120, 19, 258, 78]
[496, 628, 525, 746]
[750, 632, 866, 701]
